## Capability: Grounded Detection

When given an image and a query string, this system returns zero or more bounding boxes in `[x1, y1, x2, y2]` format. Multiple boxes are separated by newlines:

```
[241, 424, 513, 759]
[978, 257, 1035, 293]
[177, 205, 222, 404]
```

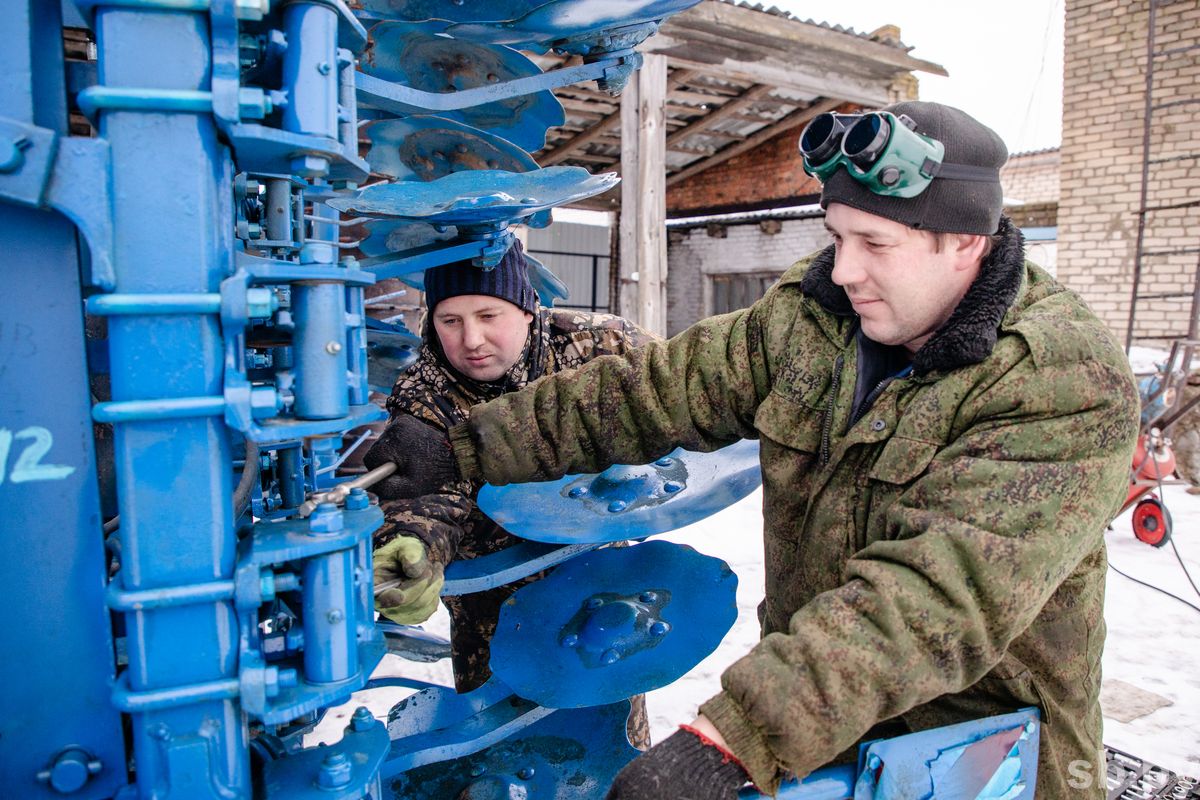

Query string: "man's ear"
[953, 233, 989, 271]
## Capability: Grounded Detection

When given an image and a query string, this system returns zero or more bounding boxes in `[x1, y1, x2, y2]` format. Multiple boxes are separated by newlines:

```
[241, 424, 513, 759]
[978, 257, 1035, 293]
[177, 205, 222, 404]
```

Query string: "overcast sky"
[773, 0, 1065, 155]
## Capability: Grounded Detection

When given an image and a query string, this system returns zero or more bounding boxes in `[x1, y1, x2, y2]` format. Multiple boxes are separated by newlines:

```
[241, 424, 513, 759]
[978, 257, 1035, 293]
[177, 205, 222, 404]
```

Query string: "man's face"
[825, 203, 984, 353]
[432, 294, 534, 382]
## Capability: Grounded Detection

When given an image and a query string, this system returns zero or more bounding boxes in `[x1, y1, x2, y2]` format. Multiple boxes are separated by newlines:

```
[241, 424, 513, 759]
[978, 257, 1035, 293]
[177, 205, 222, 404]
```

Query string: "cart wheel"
[1132, 496, 1172, 548]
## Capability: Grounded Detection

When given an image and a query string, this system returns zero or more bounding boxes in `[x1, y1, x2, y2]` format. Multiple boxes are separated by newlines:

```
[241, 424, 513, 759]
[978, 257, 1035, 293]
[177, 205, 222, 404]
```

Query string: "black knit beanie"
[423, 240, 537, 314]
[820, 101, 1008, 235]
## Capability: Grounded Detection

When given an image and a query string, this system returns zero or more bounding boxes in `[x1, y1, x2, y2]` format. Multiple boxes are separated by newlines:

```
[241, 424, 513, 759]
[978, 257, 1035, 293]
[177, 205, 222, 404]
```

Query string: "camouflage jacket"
[375, 306, 654, 693]
[448, 218, 1140, 797]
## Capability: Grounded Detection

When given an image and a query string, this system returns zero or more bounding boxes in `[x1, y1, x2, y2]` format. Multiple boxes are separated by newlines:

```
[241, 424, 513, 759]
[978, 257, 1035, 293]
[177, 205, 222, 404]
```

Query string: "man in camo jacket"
[369, 103, 1140, 799]
[363, 241, 655, 747]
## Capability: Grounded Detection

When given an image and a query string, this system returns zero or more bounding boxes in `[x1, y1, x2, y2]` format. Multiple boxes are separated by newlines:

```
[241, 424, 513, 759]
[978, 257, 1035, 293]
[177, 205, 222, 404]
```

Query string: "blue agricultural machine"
[1, 1, 1046, 797]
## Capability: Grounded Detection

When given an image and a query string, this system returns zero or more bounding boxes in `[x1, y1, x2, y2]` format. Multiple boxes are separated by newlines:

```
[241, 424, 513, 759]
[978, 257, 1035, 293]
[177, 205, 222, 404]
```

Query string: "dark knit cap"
[820, 101, 1008, 235]
[423, 240, 537, 314]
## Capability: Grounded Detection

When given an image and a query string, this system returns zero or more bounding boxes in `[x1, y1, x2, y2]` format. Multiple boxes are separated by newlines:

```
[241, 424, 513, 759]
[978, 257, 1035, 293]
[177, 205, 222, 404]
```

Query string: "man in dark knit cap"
[363, 240, 655, 746]
[368, 102, 1139, 799]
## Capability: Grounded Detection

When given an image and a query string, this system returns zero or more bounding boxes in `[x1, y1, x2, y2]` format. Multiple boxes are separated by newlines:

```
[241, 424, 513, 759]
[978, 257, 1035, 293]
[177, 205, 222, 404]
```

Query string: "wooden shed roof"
[533, 0, 946, 208]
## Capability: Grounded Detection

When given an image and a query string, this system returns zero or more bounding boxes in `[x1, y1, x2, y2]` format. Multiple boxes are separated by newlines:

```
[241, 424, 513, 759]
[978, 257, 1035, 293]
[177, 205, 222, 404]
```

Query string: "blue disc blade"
[523, 250, 570, 306]
[364, 116, 539, 182]
[476, 439, 761, 544]
[363, 25, 564, 152]
[327, 167, 619, 227]
[388, 691, 638, 799]
[353, 1, 555, 26]
[444, 0, 702, 54]
[490, 540, 737, 708]
[359, 219, 457, 258]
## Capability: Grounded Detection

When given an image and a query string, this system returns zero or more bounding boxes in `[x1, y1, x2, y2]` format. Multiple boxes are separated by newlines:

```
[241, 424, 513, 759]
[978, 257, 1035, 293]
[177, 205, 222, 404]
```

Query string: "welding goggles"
[799, 111, 991, 199]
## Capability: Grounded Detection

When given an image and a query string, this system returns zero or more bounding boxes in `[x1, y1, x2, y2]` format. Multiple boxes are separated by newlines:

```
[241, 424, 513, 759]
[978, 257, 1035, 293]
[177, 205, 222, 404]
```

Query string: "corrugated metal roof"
[714, 0, 913, 50]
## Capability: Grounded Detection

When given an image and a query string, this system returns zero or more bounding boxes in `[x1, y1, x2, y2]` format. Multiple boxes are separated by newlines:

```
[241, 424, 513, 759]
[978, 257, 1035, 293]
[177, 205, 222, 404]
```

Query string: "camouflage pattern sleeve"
[451, 291, 791, 485]
[699, 354, 1139, 791]
[373, 478, 478, 566]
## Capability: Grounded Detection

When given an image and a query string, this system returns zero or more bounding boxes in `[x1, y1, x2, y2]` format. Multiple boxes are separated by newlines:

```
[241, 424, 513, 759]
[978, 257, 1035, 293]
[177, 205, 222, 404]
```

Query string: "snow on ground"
[315, 481, 1200, 776]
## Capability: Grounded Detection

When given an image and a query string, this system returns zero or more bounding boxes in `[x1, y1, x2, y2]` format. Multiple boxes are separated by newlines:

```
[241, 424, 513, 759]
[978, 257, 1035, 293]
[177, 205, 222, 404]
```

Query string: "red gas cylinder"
[1132, 432, 1176, 482]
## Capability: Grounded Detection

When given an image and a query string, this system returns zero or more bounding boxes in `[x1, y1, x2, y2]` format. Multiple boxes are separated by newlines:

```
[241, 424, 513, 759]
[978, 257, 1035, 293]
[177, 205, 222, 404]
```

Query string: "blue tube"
[302, 546, 359, 684]
[282, 2, 338, 139]
[277, 445, 307, 509]
[87, 293, 222, 315]
[93, 395, 225, 423]
[291, 282, 349, 419]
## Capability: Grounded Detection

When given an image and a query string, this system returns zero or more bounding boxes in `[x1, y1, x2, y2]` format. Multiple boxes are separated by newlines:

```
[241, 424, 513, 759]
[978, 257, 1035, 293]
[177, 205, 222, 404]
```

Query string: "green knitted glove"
[605, 727, 747, 800]
[373, 535, 444, 625]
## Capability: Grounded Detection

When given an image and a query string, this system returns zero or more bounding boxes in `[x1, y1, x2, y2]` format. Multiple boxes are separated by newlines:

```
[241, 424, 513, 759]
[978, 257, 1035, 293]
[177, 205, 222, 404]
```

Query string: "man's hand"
[373, 535, 444, 625]
[363, 415, 458, 499]
[605, 726, 747, 800]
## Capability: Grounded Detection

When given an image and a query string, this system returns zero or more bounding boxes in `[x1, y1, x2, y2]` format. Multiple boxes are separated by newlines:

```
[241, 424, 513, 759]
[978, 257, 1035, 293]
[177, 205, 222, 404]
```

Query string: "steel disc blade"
[364, 116, 539, 182]
[476, 439, 761, 544]
[327, 167, 619, 227]
[363, 25, 564, 152]
[489, 540, 737, 708]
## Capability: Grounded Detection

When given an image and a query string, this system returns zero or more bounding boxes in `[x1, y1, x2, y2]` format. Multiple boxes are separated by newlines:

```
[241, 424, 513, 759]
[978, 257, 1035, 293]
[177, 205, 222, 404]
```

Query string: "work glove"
[364, 415, 458, 500]
[373, 534, 444, 625]
[605, 727, 747, 800]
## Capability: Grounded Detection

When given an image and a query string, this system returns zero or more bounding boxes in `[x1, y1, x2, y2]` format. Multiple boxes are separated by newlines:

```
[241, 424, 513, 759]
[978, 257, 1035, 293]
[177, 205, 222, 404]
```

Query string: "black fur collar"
[799, 216, 1025, 374]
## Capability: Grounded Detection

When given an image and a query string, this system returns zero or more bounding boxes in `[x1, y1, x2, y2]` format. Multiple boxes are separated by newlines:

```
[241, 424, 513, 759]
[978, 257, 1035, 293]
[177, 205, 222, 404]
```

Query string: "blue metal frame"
[0, 0, 1046, 797]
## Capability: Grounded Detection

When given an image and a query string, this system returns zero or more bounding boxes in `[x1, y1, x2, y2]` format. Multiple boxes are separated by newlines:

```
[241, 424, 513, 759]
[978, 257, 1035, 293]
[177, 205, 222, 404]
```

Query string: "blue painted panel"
[0, 204, 126, 800]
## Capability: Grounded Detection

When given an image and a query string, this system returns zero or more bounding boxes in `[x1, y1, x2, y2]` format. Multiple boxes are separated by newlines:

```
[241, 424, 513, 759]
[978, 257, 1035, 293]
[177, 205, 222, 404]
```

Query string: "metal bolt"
[517, 767, 535, 780]
[37, 748, 102, 794]
[568, 486, 587, 498]
[317, 61, 332, 75]
[561, 633, 579, 647]
[317, 752, 352, 789]
[650, 621, 669, 636]
[469, 763, 486, 777]
[486, 73, 499, 83]
[639, 591, 657, 603]
[663, 481, 683, 493]
[151, 724, 171, 741]
[655, 457, 674, 467]
[325, 341, 342, 355]
[600, 649, 620, 665]
[327, 608, 344, 624]
[350, 706, 375, 732]
[585, 597, 604, 610]
[607, 500, 627, 513]
[880, 166, 901, 186]
[0, 137, 29, 174]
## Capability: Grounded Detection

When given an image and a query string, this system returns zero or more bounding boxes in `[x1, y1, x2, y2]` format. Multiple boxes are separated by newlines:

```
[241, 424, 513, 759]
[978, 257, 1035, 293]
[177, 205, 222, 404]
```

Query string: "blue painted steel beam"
[94, 6, 249, 797]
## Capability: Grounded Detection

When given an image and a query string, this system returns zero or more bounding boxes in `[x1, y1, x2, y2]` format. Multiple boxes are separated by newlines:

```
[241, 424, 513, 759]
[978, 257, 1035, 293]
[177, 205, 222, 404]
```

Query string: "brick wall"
[1059, 0, 1200, 345]
[666, 127, 822, 217]
[665, 216, 830, 335]
[1001, 149, 1060, 206]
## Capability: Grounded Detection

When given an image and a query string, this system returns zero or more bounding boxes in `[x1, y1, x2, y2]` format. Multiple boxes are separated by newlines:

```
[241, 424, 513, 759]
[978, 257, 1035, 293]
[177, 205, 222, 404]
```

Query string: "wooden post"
[618, 52, 668, 336]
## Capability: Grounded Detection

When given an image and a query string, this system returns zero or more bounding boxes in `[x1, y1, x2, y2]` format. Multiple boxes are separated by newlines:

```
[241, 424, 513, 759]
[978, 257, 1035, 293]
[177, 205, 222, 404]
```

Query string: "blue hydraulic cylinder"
[93, 7, 248, 797]
[302, 504, 360, 684]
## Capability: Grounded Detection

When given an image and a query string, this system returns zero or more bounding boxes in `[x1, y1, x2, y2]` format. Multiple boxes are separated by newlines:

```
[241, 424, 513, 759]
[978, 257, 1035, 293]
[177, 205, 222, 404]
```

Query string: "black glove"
[364, 415, 458, 500]
[605, 728, 747, 800]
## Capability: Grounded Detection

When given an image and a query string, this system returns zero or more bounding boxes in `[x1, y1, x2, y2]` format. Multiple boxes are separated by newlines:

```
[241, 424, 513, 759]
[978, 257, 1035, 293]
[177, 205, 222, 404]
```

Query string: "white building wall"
[666, 217, 830, 335]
